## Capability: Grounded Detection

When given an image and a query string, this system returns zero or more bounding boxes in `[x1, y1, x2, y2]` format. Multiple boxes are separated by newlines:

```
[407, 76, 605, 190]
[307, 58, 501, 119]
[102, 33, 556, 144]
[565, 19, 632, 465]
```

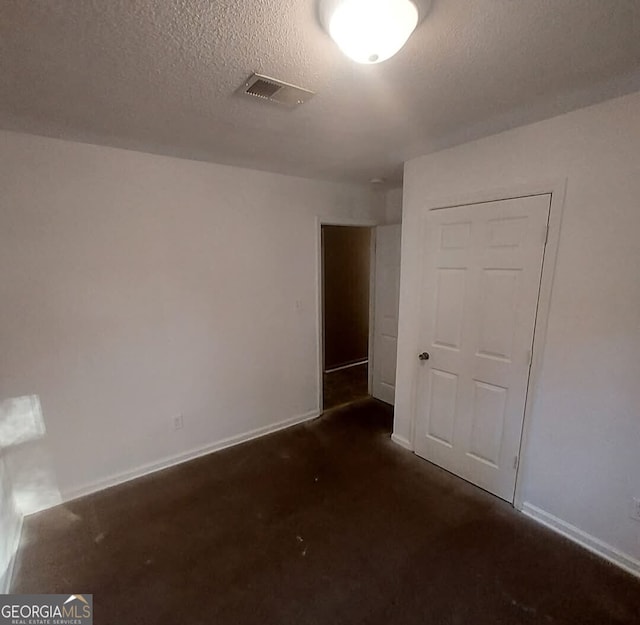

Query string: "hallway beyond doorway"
[323, 362, 369, 410]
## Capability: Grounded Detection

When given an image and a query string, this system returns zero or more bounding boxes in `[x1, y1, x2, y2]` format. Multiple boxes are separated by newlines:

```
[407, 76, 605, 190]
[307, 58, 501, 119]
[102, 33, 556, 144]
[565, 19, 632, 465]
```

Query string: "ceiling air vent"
[240, 73, 315, 109]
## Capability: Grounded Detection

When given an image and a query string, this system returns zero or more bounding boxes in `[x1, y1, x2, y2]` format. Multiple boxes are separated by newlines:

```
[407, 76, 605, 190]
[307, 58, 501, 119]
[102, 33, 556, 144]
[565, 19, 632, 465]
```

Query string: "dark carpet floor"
[12, 399, 640, 624]
[323, 362, 369, 409]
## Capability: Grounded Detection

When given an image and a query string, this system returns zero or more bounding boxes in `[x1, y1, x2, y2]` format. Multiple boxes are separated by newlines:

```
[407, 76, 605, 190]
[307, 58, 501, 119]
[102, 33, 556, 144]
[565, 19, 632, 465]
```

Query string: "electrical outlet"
[631, 497, 640, 522]
[173, 415, 184, 431]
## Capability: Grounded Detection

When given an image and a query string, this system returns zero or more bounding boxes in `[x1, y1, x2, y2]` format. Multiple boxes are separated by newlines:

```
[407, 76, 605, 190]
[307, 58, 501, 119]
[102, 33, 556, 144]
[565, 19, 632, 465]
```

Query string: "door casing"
[409, 179, 566, 508]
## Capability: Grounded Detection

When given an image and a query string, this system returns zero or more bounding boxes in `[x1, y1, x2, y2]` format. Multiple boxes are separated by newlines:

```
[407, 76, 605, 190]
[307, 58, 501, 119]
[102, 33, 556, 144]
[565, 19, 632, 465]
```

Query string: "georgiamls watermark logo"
[0, 594, 93, 624]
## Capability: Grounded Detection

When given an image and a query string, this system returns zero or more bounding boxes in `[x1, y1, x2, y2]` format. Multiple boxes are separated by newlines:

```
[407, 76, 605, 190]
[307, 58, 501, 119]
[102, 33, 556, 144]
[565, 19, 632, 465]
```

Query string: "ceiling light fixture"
[321, 0, 419, 64]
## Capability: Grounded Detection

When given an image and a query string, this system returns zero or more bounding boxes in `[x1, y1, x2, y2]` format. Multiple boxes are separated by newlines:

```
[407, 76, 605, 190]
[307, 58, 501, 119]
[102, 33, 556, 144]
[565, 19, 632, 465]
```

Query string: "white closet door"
[414, 195, 550, 501]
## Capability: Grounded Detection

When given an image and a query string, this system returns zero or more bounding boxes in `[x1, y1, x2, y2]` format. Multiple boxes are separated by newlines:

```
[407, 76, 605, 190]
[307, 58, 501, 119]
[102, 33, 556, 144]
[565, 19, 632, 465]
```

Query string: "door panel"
[434, 268, 466, 350]
[414, 195, 550, 501]
[477, 268, 520, 360]
[468, 380, 507, 466]
[372, 225, 402, 404]
[426, 369, 458, 446]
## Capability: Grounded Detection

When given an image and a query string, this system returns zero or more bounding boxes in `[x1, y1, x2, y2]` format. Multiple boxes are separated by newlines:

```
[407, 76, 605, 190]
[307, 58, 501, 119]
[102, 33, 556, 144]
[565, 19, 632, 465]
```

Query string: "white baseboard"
[324, 359, 368, 374]
[0, 513, 24, 594]
[62, 409, 320, 504]
[521, 502, 640, 579]
[391, 433, 413, 451]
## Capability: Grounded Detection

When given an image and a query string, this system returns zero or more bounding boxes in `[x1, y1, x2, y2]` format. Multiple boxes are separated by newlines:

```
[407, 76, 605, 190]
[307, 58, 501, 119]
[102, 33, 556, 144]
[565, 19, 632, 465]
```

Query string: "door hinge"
[513, 455, 519, 470]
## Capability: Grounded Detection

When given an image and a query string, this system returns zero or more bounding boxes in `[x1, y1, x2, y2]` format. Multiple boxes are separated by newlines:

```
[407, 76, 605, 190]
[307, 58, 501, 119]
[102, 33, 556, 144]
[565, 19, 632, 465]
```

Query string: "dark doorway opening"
[322, 225, 372, 410]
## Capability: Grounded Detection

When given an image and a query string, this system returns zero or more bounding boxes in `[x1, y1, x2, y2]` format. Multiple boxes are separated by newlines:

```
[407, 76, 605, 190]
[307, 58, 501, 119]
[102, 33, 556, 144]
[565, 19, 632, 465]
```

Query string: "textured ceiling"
[1, 0, 639, 184]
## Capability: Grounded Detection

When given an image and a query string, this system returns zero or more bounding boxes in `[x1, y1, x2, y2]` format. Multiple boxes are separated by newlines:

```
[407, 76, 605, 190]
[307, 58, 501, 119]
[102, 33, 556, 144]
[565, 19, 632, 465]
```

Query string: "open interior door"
[372, 224, 402, 405]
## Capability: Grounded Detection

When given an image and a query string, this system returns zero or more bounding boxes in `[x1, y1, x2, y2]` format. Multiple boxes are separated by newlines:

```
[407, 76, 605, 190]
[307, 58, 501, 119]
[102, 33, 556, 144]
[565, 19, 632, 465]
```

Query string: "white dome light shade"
[328, 0, 419, 64]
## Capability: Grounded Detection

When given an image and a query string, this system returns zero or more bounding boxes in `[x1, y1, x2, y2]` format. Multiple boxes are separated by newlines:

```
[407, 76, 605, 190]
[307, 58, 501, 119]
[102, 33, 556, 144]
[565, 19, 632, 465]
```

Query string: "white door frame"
[409, 179, 567, 508]
[316, 216, 378, 413]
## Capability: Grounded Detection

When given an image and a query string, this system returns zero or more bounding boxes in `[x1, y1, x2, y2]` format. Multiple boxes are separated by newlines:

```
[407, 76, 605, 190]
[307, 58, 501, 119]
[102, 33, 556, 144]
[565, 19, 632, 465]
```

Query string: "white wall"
[395, 92, 640, 565]
[0, 456, 20, 592]
[384, 187, 403, 224]
[0, 131, 382, 502]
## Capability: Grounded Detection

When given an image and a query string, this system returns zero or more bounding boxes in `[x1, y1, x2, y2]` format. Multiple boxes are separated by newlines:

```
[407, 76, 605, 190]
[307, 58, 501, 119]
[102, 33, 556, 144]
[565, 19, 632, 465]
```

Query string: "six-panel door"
[372, 225, 402, 405]
[413, 195, 550, 501]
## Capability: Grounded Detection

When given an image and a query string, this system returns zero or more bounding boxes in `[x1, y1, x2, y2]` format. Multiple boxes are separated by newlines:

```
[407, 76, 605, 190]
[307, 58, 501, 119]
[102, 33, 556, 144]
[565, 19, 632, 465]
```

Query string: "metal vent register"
[240, 73, 315, 109]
